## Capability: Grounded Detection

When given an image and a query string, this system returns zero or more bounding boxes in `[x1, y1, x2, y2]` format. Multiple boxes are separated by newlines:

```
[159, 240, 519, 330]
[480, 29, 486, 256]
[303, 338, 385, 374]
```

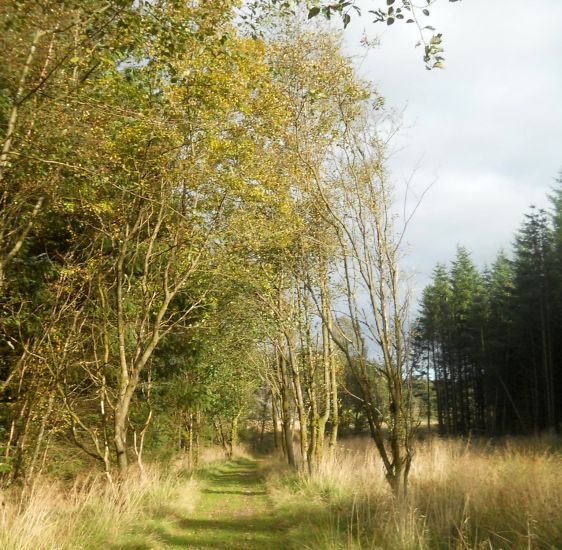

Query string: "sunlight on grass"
[267, 436, 562, 549]
[3, 440, 561, 549]
[0, 463, 199, 550]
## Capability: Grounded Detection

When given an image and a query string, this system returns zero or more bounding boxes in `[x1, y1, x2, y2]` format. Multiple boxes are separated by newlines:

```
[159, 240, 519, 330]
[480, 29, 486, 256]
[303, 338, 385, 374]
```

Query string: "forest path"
[115, 458, 295, 549]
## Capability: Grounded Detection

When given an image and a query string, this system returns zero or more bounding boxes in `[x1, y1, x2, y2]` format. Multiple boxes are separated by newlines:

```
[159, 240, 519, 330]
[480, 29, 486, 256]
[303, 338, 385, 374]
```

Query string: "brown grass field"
[268, 435, 562, 549]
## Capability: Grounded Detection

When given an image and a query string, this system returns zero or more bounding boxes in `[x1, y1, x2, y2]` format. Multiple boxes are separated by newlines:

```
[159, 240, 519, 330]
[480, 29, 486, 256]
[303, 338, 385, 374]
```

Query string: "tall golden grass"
[0, 460, 199, 550]
[0, 442, 259, 550]
[269, 436, 562, 549]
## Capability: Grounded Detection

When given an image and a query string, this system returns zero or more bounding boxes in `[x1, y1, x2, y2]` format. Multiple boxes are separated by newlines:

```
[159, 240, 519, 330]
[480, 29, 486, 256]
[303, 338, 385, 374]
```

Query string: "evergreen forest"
[416, 192, 562, 437]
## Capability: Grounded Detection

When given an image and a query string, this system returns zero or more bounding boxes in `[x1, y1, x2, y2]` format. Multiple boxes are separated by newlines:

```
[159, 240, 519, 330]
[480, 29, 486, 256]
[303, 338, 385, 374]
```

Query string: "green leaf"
[308, 7, 321, 18]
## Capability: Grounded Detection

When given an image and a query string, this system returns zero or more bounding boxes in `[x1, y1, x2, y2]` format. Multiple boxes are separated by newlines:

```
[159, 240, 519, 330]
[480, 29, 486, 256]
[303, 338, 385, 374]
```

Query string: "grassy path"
[115, 458, 294, 550]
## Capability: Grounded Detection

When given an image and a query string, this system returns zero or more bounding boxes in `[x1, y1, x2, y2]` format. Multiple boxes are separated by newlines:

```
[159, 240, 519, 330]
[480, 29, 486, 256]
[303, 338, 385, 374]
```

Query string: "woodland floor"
[112, 458, 299, 550]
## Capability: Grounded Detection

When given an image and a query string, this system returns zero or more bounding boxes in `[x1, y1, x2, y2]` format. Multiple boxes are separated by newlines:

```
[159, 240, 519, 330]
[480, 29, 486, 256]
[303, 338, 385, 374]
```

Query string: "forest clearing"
[1, 1, 562, 549]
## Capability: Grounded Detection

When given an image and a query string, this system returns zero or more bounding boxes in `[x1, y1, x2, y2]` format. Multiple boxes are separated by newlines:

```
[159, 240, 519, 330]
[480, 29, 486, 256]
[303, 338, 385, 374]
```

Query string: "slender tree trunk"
[194, 409, 201, 465]
[271, 390, 283, 453]
[228, 412, 241, 459]
[287, 338, 308, 470]
[320, 276, 337, 453]
[25, 390, 55, 486]
[279, 354, 296, 467]
[0, 30, 43, 181]
[328, 352, 339, 450]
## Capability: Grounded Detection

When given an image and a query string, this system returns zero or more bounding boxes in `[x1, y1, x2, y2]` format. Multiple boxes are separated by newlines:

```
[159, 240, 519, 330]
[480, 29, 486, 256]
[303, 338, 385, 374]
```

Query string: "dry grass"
[196, 442, 254, 465]
[3, 440, 560, 549]
[268, 436, 562, 549]
[0, 461, 199, 550]
[0, 444, 257, 550]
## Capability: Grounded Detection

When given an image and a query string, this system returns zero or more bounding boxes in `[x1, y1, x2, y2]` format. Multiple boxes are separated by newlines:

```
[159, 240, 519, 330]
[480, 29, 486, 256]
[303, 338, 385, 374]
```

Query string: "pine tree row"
[416, 178, 562, 435]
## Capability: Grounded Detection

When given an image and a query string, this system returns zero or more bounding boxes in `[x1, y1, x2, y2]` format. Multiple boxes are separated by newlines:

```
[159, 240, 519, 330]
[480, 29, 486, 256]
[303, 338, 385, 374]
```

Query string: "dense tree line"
[0, 0, 430, 497]
[416, 180, 562, 436]
[1, 0, 297, 482]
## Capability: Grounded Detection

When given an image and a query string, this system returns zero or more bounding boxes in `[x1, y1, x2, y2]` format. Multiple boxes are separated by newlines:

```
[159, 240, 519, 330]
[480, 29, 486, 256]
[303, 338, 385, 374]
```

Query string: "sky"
[340, 0, 562, 299]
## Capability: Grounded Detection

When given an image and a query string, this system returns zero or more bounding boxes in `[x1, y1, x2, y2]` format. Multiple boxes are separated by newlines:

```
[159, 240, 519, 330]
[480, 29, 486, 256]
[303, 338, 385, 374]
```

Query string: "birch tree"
[312, 112, 418, 496]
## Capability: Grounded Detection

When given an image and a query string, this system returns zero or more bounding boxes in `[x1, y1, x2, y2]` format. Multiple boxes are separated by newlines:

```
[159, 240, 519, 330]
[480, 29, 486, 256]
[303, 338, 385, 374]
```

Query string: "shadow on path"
[111, 458, 298, 550]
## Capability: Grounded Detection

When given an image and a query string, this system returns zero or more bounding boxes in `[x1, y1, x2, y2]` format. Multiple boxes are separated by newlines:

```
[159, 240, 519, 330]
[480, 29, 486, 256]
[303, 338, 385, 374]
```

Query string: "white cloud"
[342, 0, 562, 297]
